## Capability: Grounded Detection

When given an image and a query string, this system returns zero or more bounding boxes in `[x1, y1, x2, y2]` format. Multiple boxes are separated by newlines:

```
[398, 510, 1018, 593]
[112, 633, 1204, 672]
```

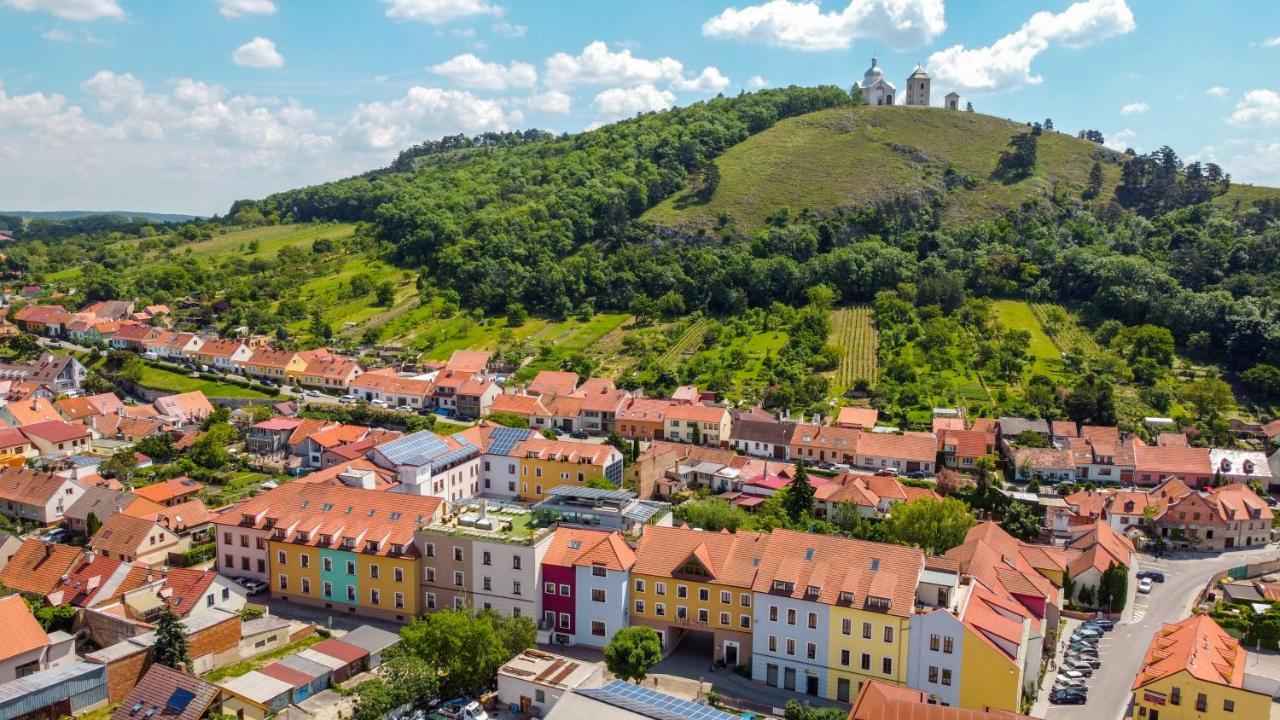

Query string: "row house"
[729, 409, 795, 461]
[109, 323, 162, 350]
[369, 428, 483, 501]
[1131, 615, 1271, 720]
[212, 482, 444, 621]
[417, 502, 554, 619]
[1209, 448, 1274, 490]
[533, 395, 585, 434]
[349, 368, 432, 409]
[577, 379, 631, 435]
[11, 305, 72, 336]
[664, 404, 732, 447]
[615, 397, 671, 441]
[243, 347, 307, 383]
[1067, 433, 1136, 484]
[301, 354, 363, 391]
[489, 394, 550, 426]
[751, 528, 924, 703]
[527, 371, 580, 397]
[539, 527, 637, 647]
[455, 376, 500, 419]
[19, 421, 92, 457]
[857, 432, 936, 475]
[1133, 444, 1213, 488]
[937, 429, 996, 470]
[191, 338, 253, 372]
[473, 424, 624, 502]
[143, 330, 203, 360]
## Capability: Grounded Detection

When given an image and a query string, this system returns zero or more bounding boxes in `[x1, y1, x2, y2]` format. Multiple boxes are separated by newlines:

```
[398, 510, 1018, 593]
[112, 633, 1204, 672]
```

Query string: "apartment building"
[539, 527, 636, 648]
[369, 428, 483, 501]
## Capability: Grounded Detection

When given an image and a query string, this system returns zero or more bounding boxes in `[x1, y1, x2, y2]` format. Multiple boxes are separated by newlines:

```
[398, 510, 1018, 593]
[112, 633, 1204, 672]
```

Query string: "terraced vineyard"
[830, 306, 879, 392]
[1031, 303, 1102, 356]
[658, 317, 711, 369]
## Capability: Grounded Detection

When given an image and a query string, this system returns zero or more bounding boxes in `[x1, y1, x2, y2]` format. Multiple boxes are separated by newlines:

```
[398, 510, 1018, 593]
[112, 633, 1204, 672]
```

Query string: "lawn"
[204, 471, 284, 507]
[991, 299, 1063, 378]
[137, 365, 275, 399]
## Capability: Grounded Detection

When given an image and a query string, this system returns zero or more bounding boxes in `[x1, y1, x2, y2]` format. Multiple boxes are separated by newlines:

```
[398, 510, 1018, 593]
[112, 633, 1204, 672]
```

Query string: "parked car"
[338, 395, 356, 404]
[906, 471, 929, 479]
[238, 578, 268, 595]
[1083, 618, 1115, 631]
[1057, 670, 1086, 682]
[1136, 570, 1165, 583]
[1054, 676, 1087, 691]
[1138, 577, 1154, 594]
[875, 468, 900, 476]
[437, 699, 489, 720]
[41, 528, 70, 544]
[1063, 658, 1095, 676]
[305, 389, 322, 397]
[397, 405, 413, 413]
[1067, 642, 1097, 654]
[1068, 654, 1101, 669]
[1050, 689, 1088, 705]
[831, 463, 852, 472]
[569, 431, 589, 440]
[1072, 626, 1102, 639]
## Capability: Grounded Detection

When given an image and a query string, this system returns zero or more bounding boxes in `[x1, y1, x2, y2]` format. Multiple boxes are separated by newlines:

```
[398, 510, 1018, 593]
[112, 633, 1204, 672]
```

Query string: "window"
[453, 547, 463, 561]
[346, 561, 355, 576]
[1195, 694, 1207, 712]
[787, 608, 797, 625]
[559, 613, 570, 629]
[882, 657, 893, 675]
[301, 578, 311, 594]
[512, 580, 522, 595]
[929, 634, 940, 651]
[483, 577, 492, 591]
[1224, 699, 1235, 712]
[224, 554, 234, 568]
[862, 622, 872, 639]
[560, 584, 571, 596]
[884, 626, 894, 643]
[768, 635, 777, 652]
[635, 579, 645, 593]
[808, 612, 817, 629]
[806, 642, 816, 660]
[206, 594, 215, 607]
[928, 666, 938, 683]
[324, 581, 333, 597]
[370, 564, 379, 579]
[544, 582, 556, 594]
[535, 689, 546, 704]
[222, 587, 230, 600]
[840, 649, 850, 666]
[655, 582, 666, 596]
[277, 550, 286, 565]
[1171, 687, 1181, 705]
[943, 636, 954, 654]
[426, 567, 437, 582]
[741, 593, 751, 607]
[591, 588, 606, 603]
[426, 543, 435, 558]
[371, 589, 381, 605]
[698, 588, 709, 602]
[635, 600, 645, 614]
[591, 620, 606, 637]
[592, 565, 606, 577]
[323, 557, 333, 572]
[677, 585, 688, 599]
[941, 669, 952, 686]
[785, 639, 795, 655]
[698, 608, 709, 623]
[347, 586, 356, 601]
[720, 611, 729, 625]
[860, 653, 871, 671]
[740, 614, 750, 629]
[842, 618, 852, 635]
[426, 593, 436, 609]
[278, 574, 288, 590]
[453, 571, 464, 587]
[677, 606, 688, 620]
[655, 603, 665, 617]
[394, 567, 404, 583]
[482, 551, 491, 566]
[769, 605, 779, 622]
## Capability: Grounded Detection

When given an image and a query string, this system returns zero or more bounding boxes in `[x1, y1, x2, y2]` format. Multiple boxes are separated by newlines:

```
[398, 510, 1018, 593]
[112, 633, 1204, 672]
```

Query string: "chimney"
[176, 661, 188, 674]
[85, 549, 95, 564]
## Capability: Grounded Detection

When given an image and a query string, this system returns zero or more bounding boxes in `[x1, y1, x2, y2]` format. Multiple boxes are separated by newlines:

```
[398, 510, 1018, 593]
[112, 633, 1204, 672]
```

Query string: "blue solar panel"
[165, 688, 195, 712]
[487, 426, 534, 456]
[376, 430, 449, 465]
[577, 680, 740, 720]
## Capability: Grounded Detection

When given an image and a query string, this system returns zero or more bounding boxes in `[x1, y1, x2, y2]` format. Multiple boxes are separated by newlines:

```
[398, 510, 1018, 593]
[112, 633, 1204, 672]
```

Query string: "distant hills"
[3, 210, 199, 223]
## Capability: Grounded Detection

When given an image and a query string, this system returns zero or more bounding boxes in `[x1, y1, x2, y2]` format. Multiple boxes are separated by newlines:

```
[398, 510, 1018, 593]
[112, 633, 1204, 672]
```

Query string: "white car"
[1054, 675, 1087, 690]
[1138, 577, 1154, 594]
[305, 389, 322, 397]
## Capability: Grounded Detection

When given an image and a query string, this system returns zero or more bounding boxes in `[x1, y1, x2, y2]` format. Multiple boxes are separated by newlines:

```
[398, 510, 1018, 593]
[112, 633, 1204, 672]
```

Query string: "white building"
[470, 529, 553, 620]
[370, 429, 483, 501]
[853, 56, 895, 105]
[905, 65, 930, 106]
[496, 651, 603, 718]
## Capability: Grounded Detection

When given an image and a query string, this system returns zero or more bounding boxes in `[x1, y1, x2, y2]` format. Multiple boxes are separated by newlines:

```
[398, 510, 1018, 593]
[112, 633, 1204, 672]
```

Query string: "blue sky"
[2, 0, 1279, 215]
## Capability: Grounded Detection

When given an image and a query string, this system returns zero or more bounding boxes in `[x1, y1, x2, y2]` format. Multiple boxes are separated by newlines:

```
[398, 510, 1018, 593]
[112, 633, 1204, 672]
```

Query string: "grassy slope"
[992, 300, 1063, 378]
[137, 365, 274, 399]
[645, 105, 1280, 234]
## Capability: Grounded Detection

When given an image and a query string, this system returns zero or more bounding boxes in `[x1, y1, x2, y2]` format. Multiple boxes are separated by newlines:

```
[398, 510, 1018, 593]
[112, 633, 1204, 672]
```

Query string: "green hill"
[643, 105, 1278, 233]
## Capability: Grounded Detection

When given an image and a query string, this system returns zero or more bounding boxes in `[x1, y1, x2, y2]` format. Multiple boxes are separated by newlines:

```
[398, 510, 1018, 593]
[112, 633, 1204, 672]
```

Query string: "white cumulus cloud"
[1263, 36, 1280, 47]
[1206, 86, 1229, 98]
[1195, 139, 1280, 187]
[382, 0, 501, 25]
[340, 86, 515, 151]
[671, 67, 731, 93]
[702, 0, 944, 52]
[927, 0, 1134, 94]
[232, 37, 284, 69]
[218, 0, 277, 19]
[430, 53, 536, 90]
[525, 90, 572, 114]
[545, 41, 727, 96]
[1, 0, 122, 20]
[1119, 101, 1147, 115]
[1227, 89, 1280, 126]
[590, 84, 676, 120]
[1104, 128, 1136, 152]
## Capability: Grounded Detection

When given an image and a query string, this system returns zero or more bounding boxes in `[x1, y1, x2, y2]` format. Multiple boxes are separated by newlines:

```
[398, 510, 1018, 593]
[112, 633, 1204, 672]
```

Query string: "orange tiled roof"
[350, 368, 432, 396]
[91, 513, 173, 558]
[849, 678, 1036, 720]
[304, 355, 360, 380]
[0, 539, 83, 595]
[1134, 614, 1248, 690]
[617, 397, 673, 422]
[161, 567, 219, 615]
[1134, 445, 1211, 476]
[543, 527, 636, 571]
[443, 350, 490, 375]
[835, 406, 878, 428]
[1209, 483, 1274, 522]
[489, 394, 549, 417]
[940, 429, 995, 457]
[512, 437, 617, 466]
[246, 347, 298, 369]
[857, 431, 938, 463]
[791, 423, 860, 451]
[0, 466, 72, 506]
[665, 403, 728, 424]
[195, 338, 245, 358]
[8, 396, 63, 426]
[751, 528, 924, 617]
[0, 593, 48, 662]
[527, 371, 579, 397]
[632, 525, 767, 588]
[134, 476, 205, 504]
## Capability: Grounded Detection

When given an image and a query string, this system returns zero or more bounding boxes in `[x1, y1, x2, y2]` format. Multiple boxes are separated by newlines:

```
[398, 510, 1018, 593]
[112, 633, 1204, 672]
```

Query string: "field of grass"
[658, 317, 711, 369]
[204, 471, 283, 507]
[285, 257, 412, 332]
[644, 105, 1126, 233]
[991, 299, 1063, 379]
[137, 365, 275, 399]
[829, 306, 878, 392]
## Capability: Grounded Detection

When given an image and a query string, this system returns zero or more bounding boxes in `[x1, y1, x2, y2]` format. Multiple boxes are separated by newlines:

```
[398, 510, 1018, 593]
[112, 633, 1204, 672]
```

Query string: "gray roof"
[220, 671, 292, 704]
[729, 418, 796, 446]
[998, 417, 1051, 436]
[568, 681, 739, 720]
[64, 486, 134, 522]
[241, 616, 291, 637]
[276, 654, 333, 680]
[339, 624, 400, 655]
[0, 661, 105, 707]
[546, 485, 635, 503]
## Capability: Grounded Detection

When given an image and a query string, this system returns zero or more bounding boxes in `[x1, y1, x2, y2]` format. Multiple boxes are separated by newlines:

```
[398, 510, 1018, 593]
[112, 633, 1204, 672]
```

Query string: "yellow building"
[243, 347, 307, 382]
[514, 437, 623, 501]
[664, 404, 731, 447]
[260, 484, 443, 623]
[1132, 615, 1270, 720]
[630, 525, 767, 666]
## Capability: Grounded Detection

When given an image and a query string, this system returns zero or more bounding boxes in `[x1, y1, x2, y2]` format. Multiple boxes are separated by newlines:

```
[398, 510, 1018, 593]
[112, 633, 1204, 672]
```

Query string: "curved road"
[1042, 544, 1279, 720]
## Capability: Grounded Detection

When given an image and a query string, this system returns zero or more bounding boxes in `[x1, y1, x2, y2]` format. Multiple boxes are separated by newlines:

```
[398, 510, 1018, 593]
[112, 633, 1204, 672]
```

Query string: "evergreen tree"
[784, 461, 815, 524]
[153, 606, 190, 669]
[1084, 161, 1104, 199]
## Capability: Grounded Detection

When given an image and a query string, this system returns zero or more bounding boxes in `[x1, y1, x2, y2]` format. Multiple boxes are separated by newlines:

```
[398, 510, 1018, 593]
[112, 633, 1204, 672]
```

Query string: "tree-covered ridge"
[252, 86, 855, 313]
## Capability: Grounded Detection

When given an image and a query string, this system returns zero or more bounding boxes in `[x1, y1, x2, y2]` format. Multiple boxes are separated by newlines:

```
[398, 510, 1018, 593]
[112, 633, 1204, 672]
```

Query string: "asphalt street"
[1041, 545, 1280, 720]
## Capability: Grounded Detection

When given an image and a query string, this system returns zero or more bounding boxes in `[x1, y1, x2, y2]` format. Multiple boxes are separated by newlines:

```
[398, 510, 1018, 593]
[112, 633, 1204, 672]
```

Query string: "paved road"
[1042, 545, 1279, 720]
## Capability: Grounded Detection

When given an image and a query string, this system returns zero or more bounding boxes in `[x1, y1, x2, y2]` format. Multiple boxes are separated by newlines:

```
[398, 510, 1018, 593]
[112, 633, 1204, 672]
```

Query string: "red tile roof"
[1134, 614, 1248, 690]
[0, 593, 49, 662]
[632, 525, 767, 588]
[849, 679, 1036, 720]
[835, 406, 878, 428]
[542, 527, 636, 571]
[489, 394, 549, 417]
[0, 539, 83, 595]
[857, 431, 937, 463]
[443, 350, 490, 375]
[1135, 445, 1211, 476]
[527, 371, 579, 396]
[134, 476, 206, 504]
[311, 638, 367, 665]
[161, 567, 219, 616]
[0, 467, 71, 506]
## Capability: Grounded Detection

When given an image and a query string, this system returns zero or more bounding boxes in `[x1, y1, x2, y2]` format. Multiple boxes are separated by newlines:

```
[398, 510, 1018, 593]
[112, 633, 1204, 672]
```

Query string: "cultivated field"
[829, 305, 879, 392]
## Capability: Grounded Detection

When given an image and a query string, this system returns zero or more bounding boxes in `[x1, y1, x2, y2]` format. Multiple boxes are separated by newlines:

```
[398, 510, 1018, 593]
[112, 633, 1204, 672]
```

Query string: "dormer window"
[342, 537, 356, 549]
[273, 528, 285, 539]
[772, 580, 793, 593]
[365, 540, 379, 552]
[296, 531, 309, 542]
[805, 584, 820, 597]
[838, 591, 854, 604]
[263, 517, 277, 529]
[319, 534, 331, 545]
[868, 596, 890, 610]
[240, 514, 255, 525]
[391, 544, 403, 555]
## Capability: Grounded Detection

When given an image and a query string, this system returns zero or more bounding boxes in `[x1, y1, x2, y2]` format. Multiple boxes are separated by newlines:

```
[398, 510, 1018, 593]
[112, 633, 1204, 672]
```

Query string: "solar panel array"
[487, 426, 534, 456]
[429, 442, 480, 472]
[577, 680, 741, 720]
[376, 430, 449, 465]
[547, 484, 632, 501]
